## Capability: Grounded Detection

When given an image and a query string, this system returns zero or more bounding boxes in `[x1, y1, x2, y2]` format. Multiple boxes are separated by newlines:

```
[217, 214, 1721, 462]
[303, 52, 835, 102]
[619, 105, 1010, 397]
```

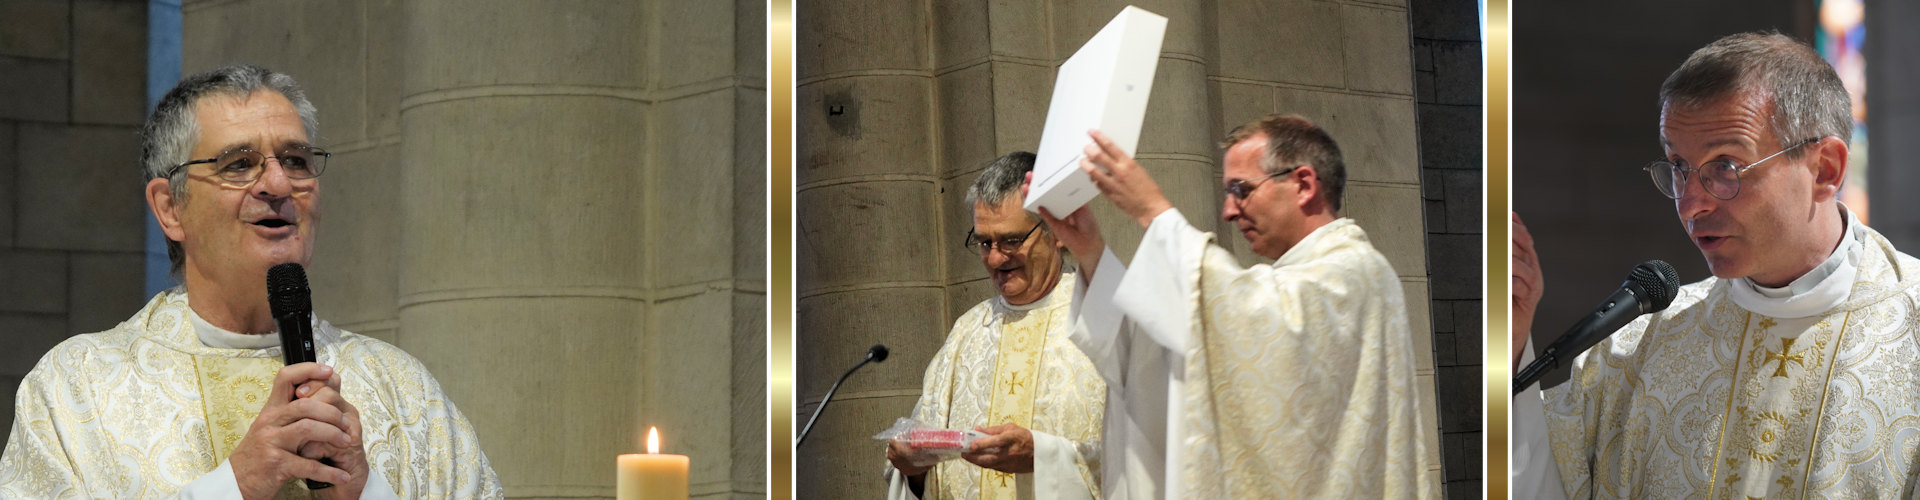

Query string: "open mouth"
[252, 218, 292, 229]
[1695, 235, 1726, 249]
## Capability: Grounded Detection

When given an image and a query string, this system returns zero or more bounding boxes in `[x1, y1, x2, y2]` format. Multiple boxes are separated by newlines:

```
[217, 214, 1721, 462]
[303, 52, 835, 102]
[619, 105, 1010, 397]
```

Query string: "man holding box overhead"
[1049, 115, 1441, 498]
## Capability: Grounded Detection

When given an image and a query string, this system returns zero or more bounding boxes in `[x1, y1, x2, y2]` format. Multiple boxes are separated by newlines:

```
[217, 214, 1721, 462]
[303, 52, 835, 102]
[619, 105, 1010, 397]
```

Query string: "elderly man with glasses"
[1509, 32, 1920, 498]
[1040, 113, 1439, 498]
[0, 65, 502, 499]
[883, 152, 1106, 500]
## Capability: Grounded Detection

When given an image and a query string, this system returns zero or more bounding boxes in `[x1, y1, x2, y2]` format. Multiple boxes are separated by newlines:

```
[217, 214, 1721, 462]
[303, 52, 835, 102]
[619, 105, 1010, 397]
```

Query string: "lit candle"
[617, 427, 689, 500]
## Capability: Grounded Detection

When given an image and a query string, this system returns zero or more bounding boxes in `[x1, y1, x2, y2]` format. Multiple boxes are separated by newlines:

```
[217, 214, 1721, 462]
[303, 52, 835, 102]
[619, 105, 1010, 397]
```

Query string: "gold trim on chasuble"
[1706, 312, 1850, 499]
[978, 307, 1054, 500]
[194, 355, 316, 498]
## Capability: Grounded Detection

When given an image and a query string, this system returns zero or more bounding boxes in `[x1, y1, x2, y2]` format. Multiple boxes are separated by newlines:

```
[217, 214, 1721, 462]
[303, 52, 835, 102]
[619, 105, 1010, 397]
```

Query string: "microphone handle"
[796, 357, 874, 448]
[277, 312, 335, 490]
[1512, 286, 1644, 395]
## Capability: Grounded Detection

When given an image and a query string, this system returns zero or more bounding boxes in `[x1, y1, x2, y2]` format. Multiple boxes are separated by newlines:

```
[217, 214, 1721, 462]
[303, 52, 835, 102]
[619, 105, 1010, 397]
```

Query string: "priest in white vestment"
[1043, 114, 1441, 498]
[1510, 33, 1920, 498]
[884, 152, 1106, 500]
[0, 65, 501, 499]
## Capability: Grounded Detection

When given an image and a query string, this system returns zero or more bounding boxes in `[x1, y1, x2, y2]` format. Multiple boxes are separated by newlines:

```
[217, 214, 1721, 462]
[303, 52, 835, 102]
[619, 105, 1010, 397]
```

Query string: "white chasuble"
[1091, 210, 1440, 499]
[1539, 218, 1920, 498]
[0, 290, 503, 499]
[887, 275, 1107, 500]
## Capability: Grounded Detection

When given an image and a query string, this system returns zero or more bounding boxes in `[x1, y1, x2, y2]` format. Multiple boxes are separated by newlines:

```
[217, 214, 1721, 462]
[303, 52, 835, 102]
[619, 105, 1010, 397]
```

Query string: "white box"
[1025, 6, 1167, 216]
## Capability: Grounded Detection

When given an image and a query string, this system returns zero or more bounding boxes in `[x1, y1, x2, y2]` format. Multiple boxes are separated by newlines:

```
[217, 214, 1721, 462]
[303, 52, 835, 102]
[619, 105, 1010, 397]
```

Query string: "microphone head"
[266, 263, 313, 317]
[868, 344, 889, 363]
[1627, 260, 1682, 312]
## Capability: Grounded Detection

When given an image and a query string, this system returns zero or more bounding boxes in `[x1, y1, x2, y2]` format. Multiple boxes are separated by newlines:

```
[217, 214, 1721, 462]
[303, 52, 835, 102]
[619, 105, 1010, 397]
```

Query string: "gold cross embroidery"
[1004, 371, 1027, 395]
[995, 471, 1011, 487]
[1763, 337, 1806, 378]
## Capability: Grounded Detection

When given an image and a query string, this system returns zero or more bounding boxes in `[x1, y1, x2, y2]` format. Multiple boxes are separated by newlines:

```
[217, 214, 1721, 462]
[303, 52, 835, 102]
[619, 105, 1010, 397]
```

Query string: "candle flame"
[647, 427, 660, 454]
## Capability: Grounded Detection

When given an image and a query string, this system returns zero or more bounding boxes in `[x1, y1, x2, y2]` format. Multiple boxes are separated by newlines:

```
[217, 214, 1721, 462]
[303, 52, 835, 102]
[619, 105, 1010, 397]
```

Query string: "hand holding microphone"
[1513, 260, 1681, 394]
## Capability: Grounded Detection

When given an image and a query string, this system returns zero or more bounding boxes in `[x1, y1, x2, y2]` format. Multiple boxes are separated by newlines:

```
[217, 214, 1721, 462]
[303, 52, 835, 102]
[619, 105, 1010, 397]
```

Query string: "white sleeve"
[1112, 209, 1205, 353]
[1030, 429, 1096, 500]
[175, 461, 244, 500]
[1070, 247, 1129, 385]
[1511, 339, 1567, 499]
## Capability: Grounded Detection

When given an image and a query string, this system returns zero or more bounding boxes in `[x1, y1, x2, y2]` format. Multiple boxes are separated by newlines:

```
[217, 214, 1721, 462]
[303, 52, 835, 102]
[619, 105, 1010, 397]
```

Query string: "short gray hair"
[142, 64, 319, 280]
[965, 151, 1037, 211]
[1659, 31, 1851, 155]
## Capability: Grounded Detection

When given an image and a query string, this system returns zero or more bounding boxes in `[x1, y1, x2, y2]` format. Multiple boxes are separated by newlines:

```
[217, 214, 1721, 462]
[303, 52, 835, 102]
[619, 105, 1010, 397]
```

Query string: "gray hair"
[141, 64, 319, 280]
[965, 151, 1038, 211]
[1222, 114, 1347, 212]
[1659, 31, 1852, 155]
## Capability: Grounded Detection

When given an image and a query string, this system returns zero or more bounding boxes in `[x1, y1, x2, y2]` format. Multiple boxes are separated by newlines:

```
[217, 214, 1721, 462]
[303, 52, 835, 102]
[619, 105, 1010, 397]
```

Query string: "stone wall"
[793, 0, 1451, 497]
[0, 0, 151, 452]
[1411, 0, 1482, 497]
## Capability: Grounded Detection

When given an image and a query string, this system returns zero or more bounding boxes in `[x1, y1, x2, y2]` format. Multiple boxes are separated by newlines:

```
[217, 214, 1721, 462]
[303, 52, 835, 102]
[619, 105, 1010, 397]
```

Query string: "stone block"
[794, 287, 946, 399]
[943, 279, 995, 328]
[365, 0, 405, 141]
[735, 0, 766, 80]
[1342, 4, 1414, 95]
[1417, 102, 1480, 171]
[1341, 184, 1426, 277]
[1432, 332, 1455, 366]
[1431, 40, 1482, 105]
[1428, 295, 1454, 331]
[1443, 168, 1482, 234]
[308, 143, 400, 326]
[1210, 81, 1274, 139]
[1403, 281, 1433, 372]
[0, 313, 69, 377]
[792, 395, 920, 499]
[795, 76, 935, 184]
[397, 296, 645, 490]
[398, 96, 649, 294]
[1215, 0, 1342, 88]
[0, 250, 66, 314]
[1137, 58, 1213, 158]
[0, 0, 68, 59]
[658, 0, 737, 89]
[0, 121, 13, 245]
[402, 1, 648, 93]
[735, 88, 768, 279]
[17, 124, 145, 253]
[0, 374, 17, 448]
[653, 91, 737, 287]
[795, 0, 928, 78]
[183, 0, 366, 144]
[795, 181, 941, 292]
[1414, 40, 1433, 72]
[1447, 478, 1482, 500]
[933, 0, 989, 69]
[1415, 71, 1436, 103]
[1426, 233, 1478, 300]
[1438, 365, 1481, 432]
[1454, 300, 1482, 364]
[68, 251, 144, 334]
[986, 61, 1052, 155]
[1273, 89, 1419, 184]
[645, 292, 735, 484]
[986, 0, 1050, 61]
[941, 173, 984, 286]
[936, 63, 996, 178]
[0, 57, 69, 122]
[1411, 0, 1479, 42]
[730, 292, 767, 488]
[72, 0, 147, 126]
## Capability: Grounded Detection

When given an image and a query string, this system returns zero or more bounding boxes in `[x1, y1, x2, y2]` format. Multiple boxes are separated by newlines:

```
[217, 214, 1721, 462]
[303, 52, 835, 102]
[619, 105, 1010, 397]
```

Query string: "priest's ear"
[1809, 136, 1849, 202]
[1290, 165, 1322, 209]
[146, 177, 188, 243]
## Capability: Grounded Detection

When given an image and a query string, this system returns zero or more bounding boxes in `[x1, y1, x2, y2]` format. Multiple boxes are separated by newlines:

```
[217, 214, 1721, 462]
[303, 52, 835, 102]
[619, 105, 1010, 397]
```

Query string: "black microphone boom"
[796, 344, 888, 447]
[266, 263, 332, 490]
[1513, 260, 1681, 394]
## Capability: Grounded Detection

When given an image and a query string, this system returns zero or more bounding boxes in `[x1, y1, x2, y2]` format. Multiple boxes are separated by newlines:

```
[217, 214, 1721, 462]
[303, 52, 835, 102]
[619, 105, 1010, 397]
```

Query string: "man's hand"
[1080, 130, 1172, 228]
[960, 424, 1035, 474]
[885, 438, 934, 477]
[228, 363, 369, 500]
[1024, 171, 1106, 280]
[1511, 212, 1544, 369]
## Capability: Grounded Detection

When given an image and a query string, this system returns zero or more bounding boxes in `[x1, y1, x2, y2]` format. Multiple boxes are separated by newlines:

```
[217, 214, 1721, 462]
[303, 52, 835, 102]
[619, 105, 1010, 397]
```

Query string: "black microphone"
[266, 263, 333, 490]
[1513, 260, 1681, 394]
[795, 345, 888, 447]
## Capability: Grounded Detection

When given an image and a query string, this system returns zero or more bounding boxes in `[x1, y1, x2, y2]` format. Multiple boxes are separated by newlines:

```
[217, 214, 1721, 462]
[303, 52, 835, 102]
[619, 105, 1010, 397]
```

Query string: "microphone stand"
[796, 350, 883, 447]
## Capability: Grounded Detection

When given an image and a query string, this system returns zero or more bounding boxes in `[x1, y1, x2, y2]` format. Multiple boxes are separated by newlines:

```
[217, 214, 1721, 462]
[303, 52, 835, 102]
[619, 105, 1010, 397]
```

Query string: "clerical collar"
[1727, 205, 1860, 318]
[186, 305, 284, 350]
